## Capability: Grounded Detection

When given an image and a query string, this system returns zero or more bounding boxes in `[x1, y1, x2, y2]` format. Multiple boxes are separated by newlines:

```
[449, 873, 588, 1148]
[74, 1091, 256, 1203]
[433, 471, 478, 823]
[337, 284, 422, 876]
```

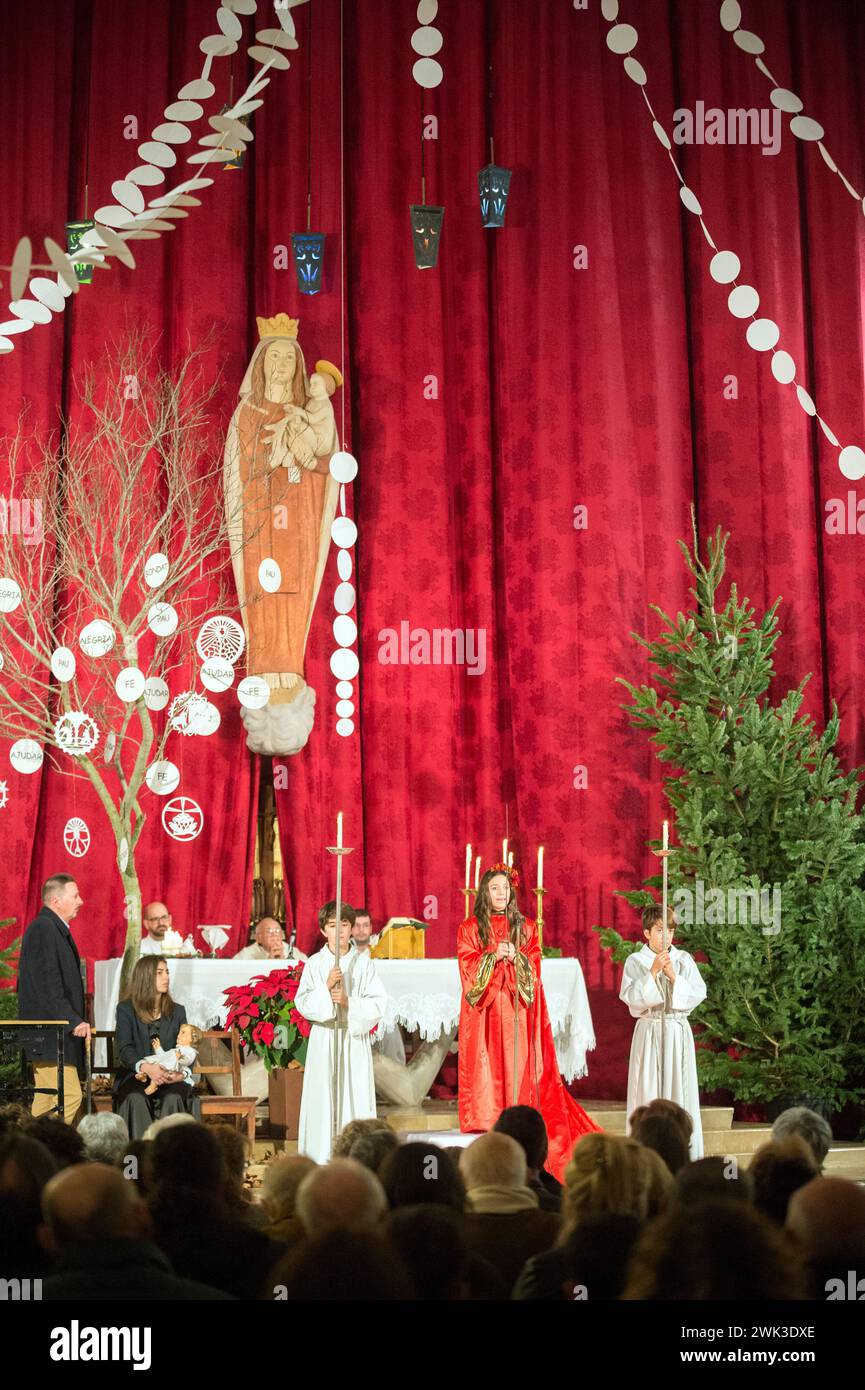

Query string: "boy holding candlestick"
[295, 900, 387, 1163]
[619, 902, 706, 1159]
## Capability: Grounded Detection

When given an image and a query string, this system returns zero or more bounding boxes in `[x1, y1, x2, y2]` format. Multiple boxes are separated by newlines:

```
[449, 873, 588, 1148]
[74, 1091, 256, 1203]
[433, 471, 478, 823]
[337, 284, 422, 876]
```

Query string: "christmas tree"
[595, 518, 865, 1114]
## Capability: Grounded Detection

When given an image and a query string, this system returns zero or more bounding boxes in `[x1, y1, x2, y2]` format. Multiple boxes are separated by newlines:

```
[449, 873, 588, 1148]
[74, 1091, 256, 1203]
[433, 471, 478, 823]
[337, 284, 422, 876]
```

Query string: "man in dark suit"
[17, 874, 90, 1123]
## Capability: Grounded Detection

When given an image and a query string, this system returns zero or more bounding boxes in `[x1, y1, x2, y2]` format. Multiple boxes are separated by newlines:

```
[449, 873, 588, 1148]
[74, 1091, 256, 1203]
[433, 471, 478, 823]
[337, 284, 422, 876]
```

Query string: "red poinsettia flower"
[238, 1014, 250, 1029]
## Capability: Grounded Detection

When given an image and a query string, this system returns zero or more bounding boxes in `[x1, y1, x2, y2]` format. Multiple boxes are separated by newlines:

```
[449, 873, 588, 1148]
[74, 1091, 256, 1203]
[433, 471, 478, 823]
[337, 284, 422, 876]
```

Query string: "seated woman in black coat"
[114, 957, 200, 1140]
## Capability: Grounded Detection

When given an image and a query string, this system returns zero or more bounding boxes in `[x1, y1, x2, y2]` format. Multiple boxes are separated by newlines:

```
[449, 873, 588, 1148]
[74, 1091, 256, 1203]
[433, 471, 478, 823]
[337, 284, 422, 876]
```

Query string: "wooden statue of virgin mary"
[224, 313, 342, 754]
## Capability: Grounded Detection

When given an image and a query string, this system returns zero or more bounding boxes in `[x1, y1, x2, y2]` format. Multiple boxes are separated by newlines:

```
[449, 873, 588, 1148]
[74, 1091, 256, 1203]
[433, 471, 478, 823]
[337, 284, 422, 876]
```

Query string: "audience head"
[493, 1106, 549, 1176]
[460, 1132, 527, 1192]
[631, 1112, 690, 1177]
[673, 1156, 753, 1209]
[562, 1134, 660, 1233]
[623, 1200, 808, 1300]
[149, 1119, 225, 1200]
[386, 1206, 469, 1300]
[378, 1142, 465, 1213]
[333, 1117, 394, 1159]
[142, 901, 172, 941]
[786, 1176, 865, 1265]
[630, 1098, 693, 1145]
[295, 1159, 386, 1238]
[262, 1155, 317, 1224]
[272, 1230, 413, 1300]
[771, 1106, 833, 1170]
[40, 1163, 150, 1252]
[209, 1123, 249, 1185]
[749, 1137, 819, 1226]
[142, 1112, 197, 1142]
[0, 1103, 29, 1139]
[21, 1115, 84, 1170]
[566, 1212, 643, 1300]
[41, 873, 82, 921]
[77, 1112, 130, 1167]
[0, 1133, 57, 1207]
[349, 1128, 401, 1173]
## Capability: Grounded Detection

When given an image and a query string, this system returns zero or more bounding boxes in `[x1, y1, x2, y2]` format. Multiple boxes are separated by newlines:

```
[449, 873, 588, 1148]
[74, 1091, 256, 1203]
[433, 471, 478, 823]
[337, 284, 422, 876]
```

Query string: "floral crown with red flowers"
[487, 862, 521, 891]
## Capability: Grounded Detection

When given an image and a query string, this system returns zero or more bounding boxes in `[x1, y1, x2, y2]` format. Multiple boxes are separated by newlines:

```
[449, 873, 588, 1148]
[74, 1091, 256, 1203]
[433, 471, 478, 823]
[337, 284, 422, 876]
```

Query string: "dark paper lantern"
[292, 233, 326, 296]
[409, 204, 444, 269]
[478, 164, 512, 228]
[66, 220, 96, 285]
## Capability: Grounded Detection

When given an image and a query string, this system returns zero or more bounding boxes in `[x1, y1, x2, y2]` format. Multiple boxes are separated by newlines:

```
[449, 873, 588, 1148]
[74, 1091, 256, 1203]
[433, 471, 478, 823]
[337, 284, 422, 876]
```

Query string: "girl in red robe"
[458, 865, 601, 1181]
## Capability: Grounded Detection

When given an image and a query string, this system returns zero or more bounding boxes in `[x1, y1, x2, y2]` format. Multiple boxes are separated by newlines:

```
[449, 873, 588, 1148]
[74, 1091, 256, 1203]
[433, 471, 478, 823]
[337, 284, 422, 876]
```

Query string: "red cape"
[457, 914, 601, 1181]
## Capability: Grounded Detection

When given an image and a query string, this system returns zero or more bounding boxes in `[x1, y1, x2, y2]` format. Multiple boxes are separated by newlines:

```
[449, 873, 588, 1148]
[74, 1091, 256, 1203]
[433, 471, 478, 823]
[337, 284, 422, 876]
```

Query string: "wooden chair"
[195, 1028, 259, 1145]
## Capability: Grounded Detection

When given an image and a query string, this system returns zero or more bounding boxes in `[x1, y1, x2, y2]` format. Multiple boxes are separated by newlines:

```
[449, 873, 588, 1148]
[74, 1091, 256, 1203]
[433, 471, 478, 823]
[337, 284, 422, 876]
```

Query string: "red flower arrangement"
[223, 966, 310, 1072]
[488, 861, 521, 891]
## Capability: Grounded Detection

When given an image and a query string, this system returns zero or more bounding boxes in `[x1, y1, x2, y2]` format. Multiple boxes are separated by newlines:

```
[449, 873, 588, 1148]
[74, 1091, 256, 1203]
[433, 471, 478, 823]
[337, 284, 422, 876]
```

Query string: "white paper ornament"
[0, 578, 22, 614]
[143, 553, 170, 588]
[168, 691, 208, 736]
[79, 619, 116, 658]
[9, 739, 43, 774]
[104, 732, 117, 763]
[145, 760, 181, 796]
[333, 615, 357, 648]
[334, 581, 356, 614]
[337, 550, 353, 581]
[331, 517, 357, 548]
[63, 817, 91, 857]
[237, 675, 270, 709]
[162, 795, 204, 842]
[329, 451, 359, 483]
[115, 667, 146, 702]
[200, 658, 235, 692]
[54, 711, 99, 757]
[839, 446, 865, 482]
[335, 680, 353, 699]
[336, 699, 355, 718]
[118, 837, 129, 872]
[258, 558, 282, 593]
[709, 250, 741, 284]
[330, 648, 359, 681]
[190, 699, 221, 736]
[148, 602, 179, 637]
[50, 647, 76, 682]
[336, 717, 355, 737]
[144, 676, 170, 711]
[196, 616, 245, 664]
[412, 57, 443, 88]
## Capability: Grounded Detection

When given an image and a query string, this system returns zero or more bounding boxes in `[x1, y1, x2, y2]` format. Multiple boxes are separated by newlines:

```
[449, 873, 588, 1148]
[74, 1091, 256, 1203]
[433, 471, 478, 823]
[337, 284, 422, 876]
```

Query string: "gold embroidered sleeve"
[466, 951, 497, 1006]
[516, 951, 535, 1006]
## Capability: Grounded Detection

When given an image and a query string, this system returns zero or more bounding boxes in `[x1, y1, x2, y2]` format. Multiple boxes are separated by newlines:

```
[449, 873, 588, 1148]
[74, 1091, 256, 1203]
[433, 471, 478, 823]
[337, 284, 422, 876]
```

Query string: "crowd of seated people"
[0, 1098, 862, 1300]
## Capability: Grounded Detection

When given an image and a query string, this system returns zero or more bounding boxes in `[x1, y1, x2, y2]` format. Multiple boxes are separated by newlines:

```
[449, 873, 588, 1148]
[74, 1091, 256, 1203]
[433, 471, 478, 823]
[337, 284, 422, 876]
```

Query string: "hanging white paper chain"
[598, 2, 865, 481]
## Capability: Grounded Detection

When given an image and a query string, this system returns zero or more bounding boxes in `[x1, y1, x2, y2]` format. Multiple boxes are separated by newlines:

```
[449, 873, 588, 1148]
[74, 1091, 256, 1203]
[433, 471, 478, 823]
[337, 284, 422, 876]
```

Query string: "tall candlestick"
[464, 843, 472, 889]
[662, 819, 669, 851]
[537, 845, 544, 890]
[474, 854, 481, 889]
[337, 811, 343, 849]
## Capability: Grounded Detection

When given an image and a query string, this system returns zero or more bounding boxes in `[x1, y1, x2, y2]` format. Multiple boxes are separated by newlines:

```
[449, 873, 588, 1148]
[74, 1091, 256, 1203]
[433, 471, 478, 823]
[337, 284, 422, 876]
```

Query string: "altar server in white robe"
[296, 900, 386, 1164]
[620, 903, 707, 1160]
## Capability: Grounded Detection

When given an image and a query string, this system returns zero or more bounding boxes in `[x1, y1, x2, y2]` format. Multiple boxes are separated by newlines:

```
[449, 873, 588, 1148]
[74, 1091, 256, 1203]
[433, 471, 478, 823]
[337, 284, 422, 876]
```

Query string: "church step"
[587, 1105, 734, 1133]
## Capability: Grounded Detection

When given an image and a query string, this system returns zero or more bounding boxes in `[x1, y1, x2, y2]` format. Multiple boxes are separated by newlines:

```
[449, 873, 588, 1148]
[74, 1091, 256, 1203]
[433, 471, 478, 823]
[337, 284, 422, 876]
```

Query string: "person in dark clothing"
[512, 1212, 642, 1300]
[493, 1105, 563, 1212]
[113, 956, 199, 1140]
[17, 874, 90, 1123]
[0, 1133, 58, 1278]
[39, 1162, 231, 1300]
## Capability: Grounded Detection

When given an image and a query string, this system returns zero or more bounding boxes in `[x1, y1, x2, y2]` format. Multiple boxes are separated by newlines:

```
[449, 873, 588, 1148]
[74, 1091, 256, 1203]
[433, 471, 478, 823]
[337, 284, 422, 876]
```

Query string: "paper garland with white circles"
[0, 2, 298, 363]
[719, 0, 864, 218]
[600, 4, 863, 480]
[329, 450, 360, 735]
[411, 0, 443, 89]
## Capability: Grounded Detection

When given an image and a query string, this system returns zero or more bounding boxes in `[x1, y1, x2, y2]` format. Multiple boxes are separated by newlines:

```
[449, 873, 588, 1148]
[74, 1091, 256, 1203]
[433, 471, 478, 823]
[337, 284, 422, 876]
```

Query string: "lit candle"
[662, 819, 669, 851]
[537, 845, 544, 890]
[502, 838, 508, 864]
[474, 854, 481, 889]
[337, 811, 343, 849]
[465, 843, 472, 889]
[507, 851, 513, 869]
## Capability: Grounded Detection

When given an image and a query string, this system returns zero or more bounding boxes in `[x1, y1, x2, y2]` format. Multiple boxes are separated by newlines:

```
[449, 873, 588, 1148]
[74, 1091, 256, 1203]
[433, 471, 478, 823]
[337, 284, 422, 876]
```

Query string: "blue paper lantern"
[478, 164, 512, 228]
[292, 233, 326, 296]
[409, 204, 444, 269]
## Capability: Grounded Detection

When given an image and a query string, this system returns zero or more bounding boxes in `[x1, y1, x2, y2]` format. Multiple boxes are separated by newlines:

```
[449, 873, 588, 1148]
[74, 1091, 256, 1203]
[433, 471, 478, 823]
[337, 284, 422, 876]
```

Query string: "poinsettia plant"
[223, 966, 310, 1072]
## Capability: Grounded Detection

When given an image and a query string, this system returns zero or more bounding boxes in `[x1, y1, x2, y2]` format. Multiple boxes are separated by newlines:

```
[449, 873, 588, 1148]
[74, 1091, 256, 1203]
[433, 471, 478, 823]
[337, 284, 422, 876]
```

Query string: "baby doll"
[266, 359, 342, 479]
[136, 1023, 202, 1094]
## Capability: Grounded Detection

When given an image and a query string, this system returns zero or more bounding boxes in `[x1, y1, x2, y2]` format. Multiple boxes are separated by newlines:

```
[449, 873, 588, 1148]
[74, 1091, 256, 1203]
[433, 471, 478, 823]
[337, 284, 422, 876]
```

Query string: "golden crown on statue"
[256, 313, 299, 339]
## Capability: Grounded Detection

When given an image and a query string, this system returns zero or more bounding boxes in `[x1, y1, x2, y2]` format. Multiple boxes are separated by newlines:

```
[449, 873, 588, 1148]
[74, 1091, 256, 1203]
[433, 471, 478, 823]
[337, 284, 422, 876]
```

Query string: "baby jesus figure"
[265, 359, 342, 481]
[135, 1024, 202, 1094]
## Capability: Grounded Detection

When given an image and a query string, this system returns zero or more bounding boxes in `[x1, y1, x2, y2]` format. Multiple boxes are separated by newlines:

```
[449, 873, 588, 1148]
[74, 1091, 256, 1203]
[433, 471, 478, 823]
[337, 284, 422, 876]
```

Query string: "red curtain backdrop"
[1, 0, 864, 1095]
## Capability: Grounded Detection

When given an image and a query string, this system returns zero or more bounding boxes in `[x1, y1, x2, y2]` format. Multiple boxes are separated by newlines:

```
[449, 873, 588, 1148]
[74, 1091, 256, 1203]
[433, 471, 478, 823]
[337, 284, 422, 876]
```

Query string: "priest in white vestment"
[619, 905, 707, 1160]
[296, 904, 386, 1164]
